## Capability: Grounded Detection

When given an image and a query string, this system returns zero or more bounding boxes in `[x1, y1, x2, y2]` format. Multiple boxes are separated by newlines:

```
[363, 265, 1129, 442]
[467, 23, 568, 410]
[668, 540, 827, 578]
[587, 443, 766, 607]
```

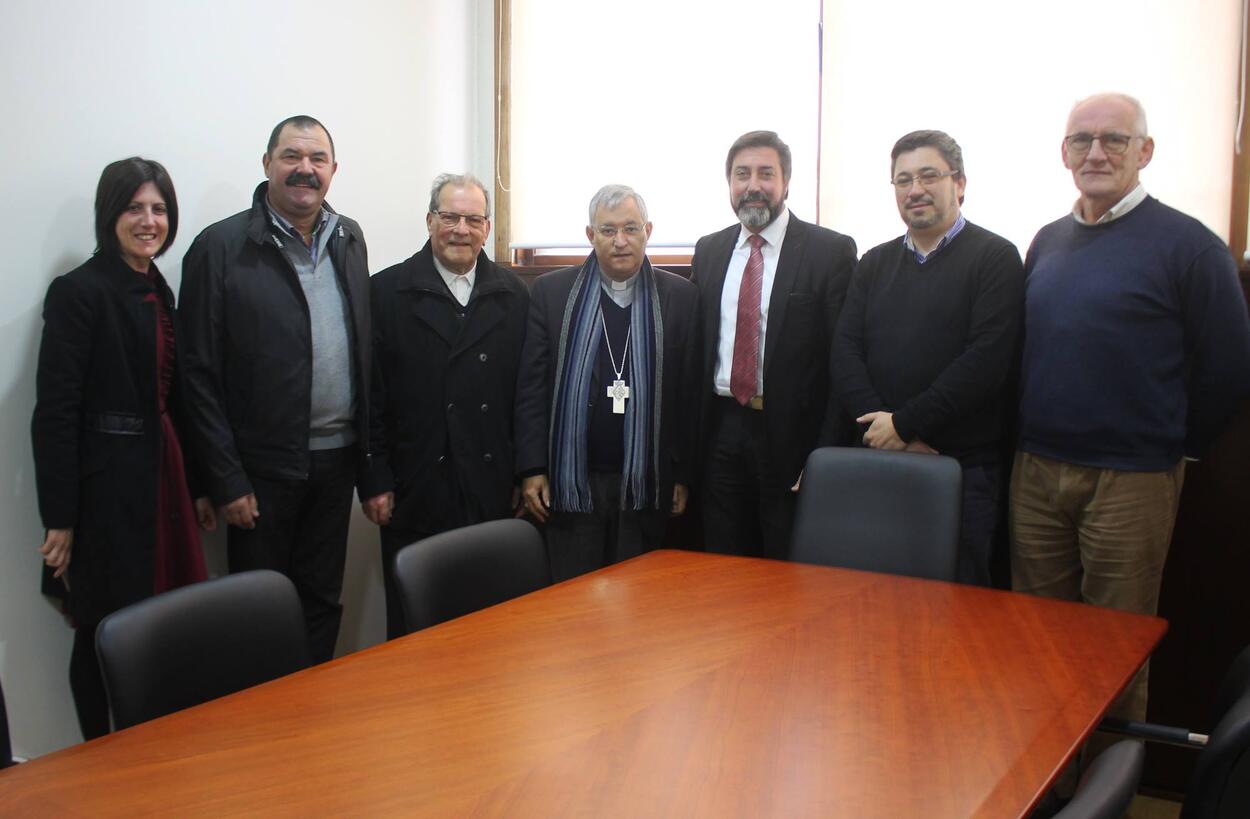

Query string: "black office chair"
[1, 673, 14, 769]
[1099, 645, 1250, 819]
[1052, 740, 1145, 819]
[1181, 675, 1250, 818]
[790, 446, 963, 581]
[393, 518, 551, 634]
[95, 570, 310, 731]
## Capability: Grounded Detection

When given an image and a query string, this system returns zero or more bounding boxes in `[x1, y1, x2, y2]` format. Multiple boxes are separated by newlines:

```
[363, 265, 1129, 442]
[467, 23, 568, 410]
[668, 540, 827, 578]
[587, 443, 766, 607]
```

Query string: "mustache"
[735, 190, 770, 208]
[285, 171, 320, 189]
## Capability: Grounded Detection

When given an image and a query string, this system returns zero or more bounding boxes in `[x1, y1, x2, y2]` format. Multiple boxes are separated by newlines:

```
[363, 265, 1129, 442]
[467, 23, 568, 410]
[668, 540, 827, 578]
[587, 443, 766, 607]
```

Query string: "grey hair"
[588, 184, 648, 225]
[1070, 92, 1149, 136]
[428, 173, 491, 215]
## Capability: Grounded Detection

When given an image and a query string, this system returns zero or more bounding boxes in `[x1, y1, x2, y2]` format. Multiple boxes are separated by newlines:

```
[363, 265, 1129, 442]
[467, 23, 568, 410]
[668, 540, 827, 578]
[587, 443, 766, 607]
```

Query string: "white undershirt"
[713, 207, 790, 397]
[433, 256, 476, 306]
[1072, 184, 1148, 225]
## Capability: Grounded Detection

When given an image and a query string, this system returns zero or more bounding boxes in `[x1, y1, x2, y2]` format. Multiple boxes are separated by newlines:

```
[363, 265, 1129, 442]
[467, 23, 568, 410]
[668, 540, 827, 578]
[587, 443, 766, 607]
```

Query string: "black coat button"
[446, 403, 455, 413]
[479, 353, 488, 362]
[483, 453, 493, 463]
[480, 403, 489, 412]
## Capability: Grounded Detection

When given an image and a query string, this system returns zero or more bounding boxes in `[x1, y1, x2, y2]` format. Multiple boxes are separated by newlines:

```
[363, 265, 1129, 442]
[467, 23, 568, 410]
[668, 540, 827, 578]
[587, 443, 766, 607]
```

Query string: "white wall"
[510, 0, 821, 247]
[821, 0, 1241, 255]
[0, 0, 495, 758]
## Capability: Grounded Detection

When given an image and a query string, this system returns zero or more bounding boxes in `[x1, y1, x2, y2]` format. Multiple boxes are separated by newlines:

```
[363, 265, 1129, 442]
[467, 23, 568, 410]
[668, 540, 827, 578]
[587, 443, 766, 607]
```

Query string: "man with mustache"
[832, 130, 1023, 586]
[1012, 93, 1250, 720]
[360, 173, 528, 638]
[692, 130, 857, 559]
[179, 115, 371, 664]
[515, 185, 699, 581]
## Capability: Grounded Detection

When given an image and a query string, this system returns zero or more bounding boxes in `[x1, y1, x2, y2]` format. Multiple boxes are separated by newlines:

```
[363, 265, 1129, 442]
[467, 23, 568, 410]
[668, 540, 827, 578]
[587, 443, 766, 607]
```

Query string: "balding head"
[1067, 93, 1148, 137]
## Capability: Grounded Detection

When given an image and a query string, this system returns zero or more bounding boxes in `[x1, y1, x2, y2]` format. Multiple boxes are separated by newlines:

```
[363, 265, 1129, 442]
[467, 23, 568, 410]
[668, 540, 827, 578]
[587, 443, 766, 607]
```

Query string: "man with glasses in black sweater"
[833, 129, 1024, 586]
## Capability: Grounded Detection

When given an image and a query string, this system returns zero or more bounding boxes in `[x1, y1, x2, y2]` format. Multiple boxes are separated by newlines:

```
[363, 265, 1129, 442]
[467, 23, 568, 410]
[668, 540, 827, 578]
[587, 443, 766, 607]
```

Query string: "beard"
[901, 195, 941, 230]
[735, 191, 777, 230]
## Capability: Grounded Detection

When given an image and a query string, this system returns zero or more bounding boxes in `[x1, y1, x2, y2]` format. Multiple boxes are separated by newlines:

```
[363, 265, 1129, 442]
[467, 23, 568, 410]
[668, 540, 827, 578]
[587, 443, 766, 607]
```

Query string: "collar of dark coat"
[397, 241, 510, 298]
[90, 251, 167, 296]
[245, 181, 352, 246]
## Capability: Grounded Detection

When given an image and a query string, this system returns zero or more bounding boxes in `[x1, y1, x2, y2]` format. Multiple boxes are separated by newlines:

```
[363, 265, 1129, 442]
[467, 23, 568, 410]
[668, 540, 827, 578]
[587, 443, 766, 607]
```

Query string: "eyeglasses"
[433, 210, 488, 229]
[1063, 132, 1142, 156]
[594, 224, 644, 239]
[891, 169, 960, 190]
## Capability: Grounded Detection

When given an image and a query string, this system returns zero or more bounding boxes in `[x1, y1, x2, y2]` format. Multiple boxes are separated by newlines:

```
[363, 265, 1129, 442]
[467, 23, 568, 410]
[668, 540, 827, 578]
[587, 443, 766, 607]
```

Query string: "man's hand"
[857, 411, 906, 451]
[671, 483, 688, 516]
[791, 469, 804, 493]
[521, 475, 551, 523]
[194, 497, 218, 531]
[362, 492, 394, 527]
[39, 528, 73, 578]
[904, 439, 939, 455]
[221, 493, 260, 529]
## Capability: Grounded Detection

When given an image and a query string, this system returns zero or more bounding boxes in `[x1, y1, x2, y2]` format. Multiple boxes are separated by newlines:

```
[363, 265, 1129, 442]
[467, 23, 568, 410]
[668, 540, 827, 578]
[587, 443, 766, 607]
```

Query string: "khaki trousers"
[1009, 450, 1185, 722]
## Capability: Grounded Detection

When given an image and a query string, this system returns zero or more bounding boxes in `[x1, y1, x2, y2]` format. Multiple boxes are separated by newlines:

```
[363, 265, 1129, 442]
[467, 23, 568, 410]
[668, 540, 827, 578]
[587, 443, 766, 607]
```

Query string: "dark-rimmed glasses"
[1063, 132, 1142, 156]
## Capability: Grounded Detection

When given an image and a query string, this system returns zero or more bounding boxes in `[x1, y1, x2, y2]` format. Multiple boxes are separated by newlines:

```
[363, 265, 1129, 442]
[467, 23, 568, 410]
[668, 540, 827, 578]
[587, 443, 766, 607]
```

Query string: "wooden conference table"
[0, 550, 1164, 817]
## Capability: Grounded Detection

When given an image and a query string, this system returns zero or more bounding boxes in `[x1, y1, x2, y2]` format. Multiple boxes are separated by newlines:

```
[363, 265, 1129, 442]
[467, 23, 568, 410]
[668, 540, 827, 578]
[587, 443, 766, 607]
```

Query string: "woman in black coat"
[31, 157, 215, 740]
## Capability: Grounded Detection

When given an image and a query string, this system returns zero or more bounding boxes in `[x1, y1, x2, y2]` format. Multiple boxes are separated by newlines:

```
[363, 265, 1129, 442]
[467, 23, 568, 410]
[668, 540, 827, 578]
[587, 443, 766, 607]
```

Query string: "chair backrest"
[95, 570, 310, 731]
[790, 447, 963, 581]
[0, 673, 13, 769]
[1212, 645, 1250, 730]
[1183, 684, 1250, 819]
[1055, 740, 1145, 819]
[393, 518, 551, 634]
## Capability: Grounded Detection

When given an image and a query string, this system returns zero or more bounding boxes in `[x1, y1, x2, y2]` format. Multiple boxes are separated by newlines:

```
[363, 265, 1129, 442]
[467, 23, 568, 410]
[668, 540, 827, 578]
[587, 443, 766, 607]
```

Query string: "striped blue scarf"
[549, 253, 662, 513]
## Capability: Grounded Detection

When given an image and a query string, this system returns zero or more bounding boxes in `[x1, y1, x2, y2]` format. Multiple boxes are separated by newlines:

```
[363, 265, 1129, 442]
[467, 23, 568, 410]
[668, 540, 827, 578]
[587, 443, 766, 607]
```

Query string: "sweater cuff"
[213, 470, 256, 507]
[891, 411, 917, 444]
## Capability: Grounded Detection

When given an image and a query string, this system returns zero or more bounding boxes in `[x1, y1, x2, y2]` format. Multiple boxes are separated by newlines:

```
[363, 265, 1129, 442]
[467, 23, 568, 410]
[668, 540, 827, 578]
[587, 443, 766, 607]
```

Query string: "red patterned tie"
[730, 234, 764, 405]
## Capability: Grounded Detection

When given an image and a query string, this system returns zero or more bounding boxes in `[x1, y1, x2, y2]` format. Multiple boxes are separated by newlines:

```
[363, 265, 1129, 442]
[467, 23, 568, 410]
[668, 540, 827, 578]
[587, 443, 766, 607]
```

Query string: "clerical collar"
[599, 269, 638, 308]
[1072, 184, 1148, 225]
[433, 254, 477, 293]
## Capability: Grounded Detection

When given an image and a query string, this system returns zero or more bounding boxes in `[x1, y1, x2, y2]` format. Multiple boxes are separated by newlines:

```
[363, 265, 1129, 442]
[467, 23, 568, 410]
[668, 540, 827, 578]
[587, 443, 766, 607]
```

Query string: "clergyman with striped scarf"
[514, 185, 701, 582]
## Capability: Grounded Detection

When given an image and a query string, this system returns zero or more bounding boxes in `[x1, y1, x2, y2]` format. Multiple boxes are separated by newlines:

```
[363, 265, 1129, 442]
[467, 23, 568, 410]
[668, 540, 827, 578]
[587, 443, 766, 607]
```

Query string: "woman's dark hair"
[94, 157, 179, 259]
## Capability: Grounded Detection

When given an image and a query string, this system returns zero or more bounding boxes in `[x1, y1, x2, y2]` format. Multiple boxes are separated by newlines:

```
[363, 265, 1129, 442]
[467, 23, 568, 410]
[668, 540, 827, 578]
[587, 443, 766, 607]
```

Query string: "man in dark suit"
[516, 184, 700, 582]
[360, 173, 529, 638]
[692, 130, 858, 559]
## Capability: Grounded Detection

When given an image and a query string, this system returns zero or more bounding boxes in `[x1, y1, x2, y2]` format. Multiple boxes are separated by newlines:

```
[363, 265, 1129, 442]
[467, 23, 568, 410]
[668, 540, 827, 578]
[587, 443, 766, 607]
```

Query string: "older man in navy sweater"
[1012, 93, 1250, 721]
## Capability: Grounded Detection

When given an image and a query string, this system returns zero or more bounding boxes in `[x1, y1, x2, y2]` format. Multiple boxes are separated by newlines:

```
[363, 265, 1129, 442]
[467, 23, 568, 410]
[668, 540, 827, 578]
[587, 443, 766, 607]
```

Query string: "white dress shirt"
[434, 256, 476, 306]
[713, 207, 790, 397]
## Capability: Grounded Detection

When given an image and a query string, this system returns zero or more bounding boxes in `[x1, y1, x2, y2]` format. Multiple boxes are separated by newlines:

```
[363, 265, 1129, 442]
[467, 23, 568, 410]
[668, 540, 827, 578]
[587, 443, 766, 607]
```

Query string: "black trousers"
[701, 398, 797, 560]
[70, 621, 110, 740]
[957, 459, 1002, 587]
[379, 524, 429, 640]
[227, 446, 356, 665]
[544, 472, 668, 583]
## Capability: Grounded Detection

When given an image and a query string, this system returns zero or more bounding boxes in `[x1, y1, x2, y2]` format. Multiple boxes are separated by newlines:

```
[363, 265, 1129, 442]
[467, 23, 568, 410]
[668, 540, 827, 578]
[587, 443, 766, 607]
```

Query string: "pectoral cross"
[607, 379, 630, 414]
